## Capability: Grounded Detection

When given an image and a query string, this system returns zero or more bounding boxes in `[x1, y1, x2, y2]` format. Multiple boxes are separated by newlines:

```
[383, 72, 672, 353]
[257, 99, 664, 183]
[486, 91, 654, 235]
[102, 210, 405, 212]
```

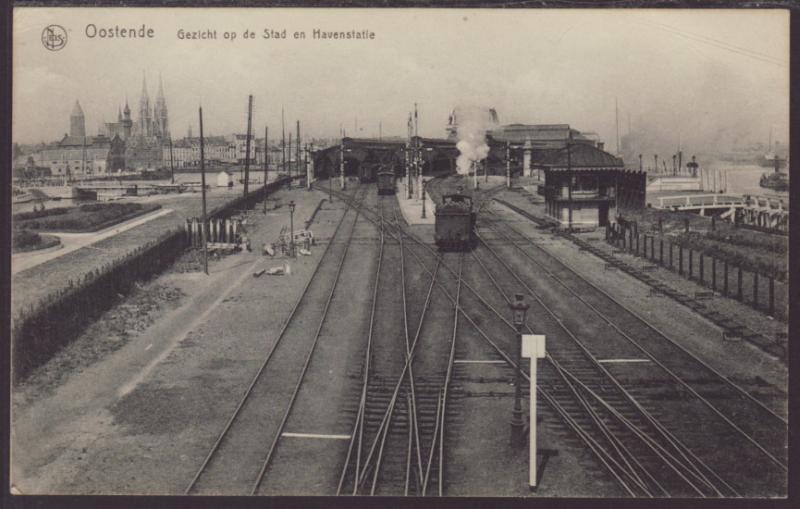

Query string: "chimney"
[597, 141, 605, 151]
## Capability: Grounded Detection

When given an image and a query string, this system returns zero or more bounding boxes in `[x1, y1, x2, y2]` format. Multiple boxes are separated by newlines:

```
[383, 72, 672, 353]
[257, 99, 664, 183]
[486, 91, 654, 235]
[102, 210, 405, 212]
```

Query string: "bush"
[13, 207, 71, 221]
[12, 229, 41, 249]
[16, 202, 157, 232]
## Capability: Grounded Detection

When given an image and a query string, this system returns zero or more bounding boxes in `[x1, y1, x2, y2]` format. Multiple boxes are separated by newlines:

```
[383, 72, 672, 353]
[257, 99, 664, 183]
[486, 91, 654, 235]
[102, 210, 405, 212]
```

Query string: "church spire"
[157, 72, 165, 99]
[141, 70, 149, 100]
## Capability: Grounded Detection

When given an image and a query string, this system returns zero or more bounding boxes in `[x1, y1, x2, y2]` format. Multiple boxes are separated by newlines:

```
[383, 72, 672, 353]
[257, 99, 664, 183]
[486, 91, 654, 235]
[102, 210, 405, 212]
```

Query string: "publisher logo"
[42, 25, 67, 51]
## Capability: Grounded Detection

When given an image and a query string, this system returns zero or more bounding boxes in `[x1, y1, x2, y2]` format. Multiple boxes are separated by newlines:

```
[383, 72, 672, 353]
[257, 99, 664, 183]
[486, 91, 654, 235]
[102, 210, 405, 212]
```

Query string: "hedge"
[11, 176, 291, 383]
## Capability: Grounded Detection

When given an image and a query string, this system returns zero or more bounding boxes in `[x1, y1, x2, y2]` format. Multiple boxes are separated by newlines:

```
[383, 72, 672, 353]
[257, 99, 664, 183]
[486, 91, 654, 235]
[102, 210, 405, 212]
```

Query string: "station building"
[312, 137, 424, 180]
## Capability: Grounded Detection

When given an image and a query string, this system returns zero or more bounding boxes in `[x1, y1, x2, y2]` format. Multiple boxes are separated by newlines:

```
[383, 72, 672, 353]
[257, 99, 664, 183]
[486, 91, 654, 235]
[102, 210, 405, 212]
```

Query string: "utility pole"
[406, 112, 413, 199]
[615, 97, 620, 156]
[243, 94, 253, 197]
[296, 120, 301, 179]
[199, 106, 208, 275]
[288, 132, 293, 176]
[340, 136, 346, 190]
[264, 126, 269, 215]
[567, 141, 573, 230]
[281, 107, 286, 174]
[506, 141, 511, 188]
[168, 136, 175, 184]
[379, 121, 382, 140]
[415, 103, 421, 199]
[305, 143, 313, 191]
[81, 136, 87, 178]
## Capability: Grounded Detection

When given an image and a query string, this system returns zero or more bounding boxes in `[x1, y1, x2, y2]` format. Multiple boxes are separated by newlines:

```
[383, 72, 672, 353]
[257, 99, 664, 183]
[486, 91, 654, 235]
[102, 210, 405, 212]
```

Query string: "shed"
[535, 143, 643, 229]
[216, 170, 233, 187]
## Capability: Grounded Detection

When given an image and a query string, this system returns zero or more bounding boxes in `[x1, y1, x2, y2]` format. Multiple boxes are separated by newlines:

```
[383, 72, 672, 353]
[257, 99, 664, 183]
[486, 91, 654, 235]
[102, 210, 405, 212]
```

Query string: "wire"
[638, 19, 786, 68]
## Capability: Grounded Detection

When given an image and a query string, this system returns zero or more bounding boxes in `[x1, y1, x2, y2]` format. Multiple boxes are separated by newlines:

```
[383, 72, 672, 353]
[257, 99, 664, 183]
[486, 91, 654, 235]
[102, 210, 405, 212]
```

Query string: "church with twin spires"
[102, 71, 170, 169]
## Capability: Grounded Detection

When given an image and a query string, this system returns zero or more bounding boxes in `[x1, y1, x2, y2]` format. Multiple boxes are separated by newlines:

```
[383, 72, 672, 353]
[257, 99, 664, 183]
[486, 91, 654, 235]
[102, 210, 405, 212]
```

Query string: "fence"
[607, 222, 787, 321]
[12, 176, 292, 383]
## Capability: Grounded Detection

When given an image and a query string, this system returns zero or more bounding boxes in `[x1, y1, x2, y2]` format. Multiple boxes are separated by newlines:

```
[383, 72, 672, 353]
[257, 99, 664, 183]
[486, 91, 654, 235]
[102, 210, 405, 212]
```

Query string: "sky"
[13, 7, 789, 157]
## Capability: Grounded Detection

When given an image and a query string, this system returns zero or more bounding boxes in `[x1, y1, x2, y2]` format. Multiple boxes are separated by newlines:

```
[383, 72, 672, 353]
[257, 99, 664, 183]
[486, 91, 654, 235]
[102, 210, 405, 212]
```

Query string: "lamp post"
[288, 200, 296, 258]
[510, 293, 529, 447]
[421, 178, 427, 219]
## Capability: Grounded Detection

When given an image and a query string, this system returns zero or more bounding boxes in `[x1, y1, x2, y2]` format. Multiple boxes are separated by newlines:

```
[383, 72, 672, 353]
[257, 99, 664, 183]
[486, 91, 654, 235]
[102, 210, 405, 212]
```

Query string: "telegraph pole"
[506, 141, 511, 188]
[296, 120, 301, 178]
[615, 97, 620, 156]
[243, 94, 253, 197]
[340, 135, 346, 190]
[288, 132, 293, 176]
[305, 143, 313, 190]
[264, 126, 269, 215]
[414, 103, 421, 199]
[567, 141, 573, 230]
[168, 136, 175, 184]
[199, 106, 208, 275]
[281, 107, 286, 174]
[407, 112, 413, 199]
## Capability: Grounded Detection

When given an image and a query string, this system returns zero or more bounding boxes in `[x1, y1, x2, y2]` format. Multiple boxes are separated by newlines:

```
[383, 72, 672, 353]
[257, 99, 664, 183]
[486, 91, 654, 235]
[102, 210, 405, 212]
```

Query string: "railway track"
[337, 195, 464, 496]
[493, 196, 787, 361]
[184, 186, 368, 495]
[319, 184, 786, 497]
[475, 207, 787, 496]
[321, 186, 669, 495]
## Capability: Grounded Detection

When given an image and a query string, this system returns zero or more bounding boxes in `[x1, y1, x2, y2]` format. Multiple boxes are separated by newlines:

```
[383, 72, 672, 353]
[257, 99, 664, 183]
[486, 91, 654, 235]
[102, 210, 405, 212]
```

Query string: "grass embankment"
[620, 207, 787, 281]
[13, 202, 162, 233]
[12, 230, 61, 254]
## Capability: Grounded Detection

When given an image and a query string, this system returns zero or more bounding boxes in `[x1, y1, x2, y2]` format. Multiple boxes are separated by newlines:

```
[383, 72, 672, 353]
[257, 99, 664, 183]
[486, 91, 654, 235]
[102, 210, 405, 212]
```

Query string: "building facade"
[537, 143, 644, 228]
[38, 134, 126, 177]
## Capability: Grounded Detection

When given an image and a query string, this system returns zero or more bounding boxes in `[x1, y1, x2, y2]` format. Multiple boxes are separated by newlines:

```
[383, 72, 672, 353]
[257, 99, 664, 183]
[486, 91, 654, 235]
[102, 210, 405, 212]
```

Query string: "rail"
[184, 185, 365, 495]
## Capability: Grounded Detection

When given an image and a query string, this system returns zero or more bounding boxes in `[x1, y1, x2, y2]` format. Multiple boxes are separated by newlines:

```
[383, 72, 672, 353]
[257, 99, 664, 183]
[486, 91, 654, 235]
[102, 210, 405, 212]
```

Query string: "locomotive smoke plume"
[454, 105, 493, 175]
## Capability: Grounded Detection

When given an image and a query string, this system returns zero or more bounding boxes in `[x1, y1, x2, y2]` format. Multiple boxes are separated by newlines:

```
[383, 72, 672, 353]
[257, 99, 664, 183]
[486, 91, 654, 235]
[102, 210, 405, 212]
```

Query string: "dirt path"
[11, 208, 174, 274]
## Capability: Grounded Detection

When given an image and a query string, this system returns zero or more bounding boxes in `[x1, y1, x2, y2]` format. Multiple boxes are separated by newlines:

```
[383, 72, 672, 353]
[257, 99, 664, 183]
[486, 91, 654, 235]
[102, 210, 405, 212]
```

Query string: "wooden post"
[678, 245, 683, 275]
[753, 272, 759, 309]
[567, 143, 573, 231]
[264, 126, 269, 214]
[769, 277, 775, 317]
[243, 94, 253, 197]
[659, 238, 664, 266]
[650, 236, 655, 261]
[688, 249, 693, 279]
[712, 257, 717, 291]
[281, 107, 286, 173]
[168, 137, 175, 184]
[669, 240, 673, 269]
[737, 267, 743, 301]
[699, 253, 704, 283]
[723, 261, 729, 296]
[199, 106, 208, 275]
[296, 120, 301, 179]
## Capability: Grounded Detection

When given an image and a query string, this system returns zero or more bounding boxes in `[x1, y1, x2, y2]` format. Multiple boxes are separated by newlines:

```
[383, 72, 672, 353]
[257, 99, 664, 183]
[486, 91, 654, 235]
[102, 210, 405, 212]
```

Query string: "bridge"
[655, 193, 788, 232]
[655, 193, 745, 214]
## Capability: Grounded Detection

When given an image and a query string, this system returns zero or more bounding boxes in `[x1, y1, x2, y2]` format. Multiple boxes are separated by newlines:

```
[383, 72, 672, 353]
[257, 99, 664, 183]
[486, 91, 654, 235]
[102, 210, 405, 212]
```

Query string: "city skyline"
[14, 8, 789, 156]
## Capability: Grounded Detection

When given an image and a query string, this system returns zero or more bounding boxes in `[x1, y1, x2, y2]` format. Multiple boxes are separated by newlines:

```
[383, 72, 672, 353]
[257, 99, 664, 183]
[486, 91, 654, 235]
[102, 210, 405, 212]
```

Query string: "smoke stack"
[597, 142, 605, 151]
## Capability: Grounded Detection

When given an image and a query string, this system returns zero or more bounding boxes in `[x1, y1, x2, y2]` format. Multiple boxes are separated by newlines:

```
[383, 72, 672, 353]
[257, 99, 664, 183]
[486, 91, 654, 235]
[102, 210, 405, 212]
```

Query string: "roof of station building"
[537, 143, 624, 169]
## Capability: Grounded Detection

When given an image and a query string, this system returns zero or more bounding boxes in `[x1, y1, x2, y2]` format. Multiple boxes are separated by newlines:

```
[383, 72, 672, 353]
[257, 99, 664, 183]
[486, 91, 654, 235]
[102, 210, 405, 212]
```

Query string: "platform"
[396, 179, 435, 225]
